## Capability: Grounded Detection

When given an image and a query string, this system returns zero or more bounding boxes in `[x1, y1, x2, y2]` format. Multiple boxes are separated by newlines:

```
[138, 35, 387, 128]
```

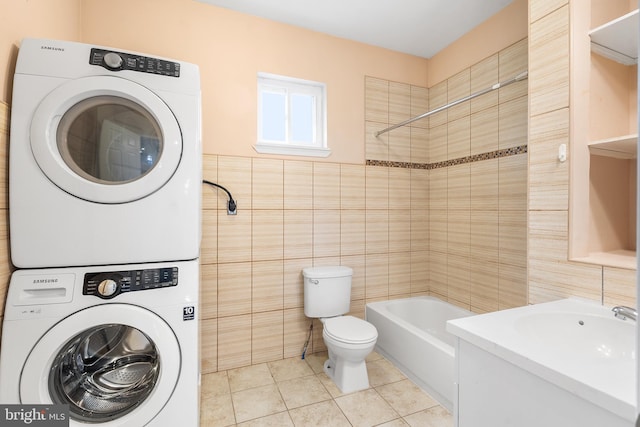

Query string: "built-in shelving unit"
[571, 4, 639, 269]
[589, 9, 638, 65]
[588, 134, 638, 159]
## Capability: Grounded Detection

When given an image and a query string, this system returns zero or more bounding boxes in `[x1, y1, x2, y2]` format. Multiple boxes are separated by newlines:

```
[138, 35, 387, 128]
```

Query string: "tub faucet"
[612, 306, 637, 321]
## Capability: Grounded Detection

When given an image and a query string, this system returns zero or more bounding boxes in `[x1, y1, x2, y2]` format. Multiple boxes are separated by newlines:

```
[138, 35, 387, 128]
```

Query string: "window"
[256, 73, 329, 157]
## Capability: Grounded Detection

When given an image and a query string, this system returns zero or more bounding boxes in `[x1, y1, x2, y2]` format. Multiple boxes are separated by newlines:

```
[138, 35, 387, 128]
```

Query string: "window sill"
[254, 142, 331, 158]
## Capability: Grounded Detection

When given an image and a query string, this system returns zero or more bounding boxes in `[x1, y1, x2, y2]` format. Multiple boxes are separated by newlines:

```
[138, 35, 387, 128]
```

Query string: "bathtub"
[365, 296, 473, 410]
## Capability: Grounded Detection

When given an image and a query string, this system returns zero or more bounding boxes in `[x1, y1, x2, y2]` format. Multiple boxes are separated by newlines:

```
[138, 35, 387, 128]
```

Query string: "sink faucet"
[612, 306, 637, 321]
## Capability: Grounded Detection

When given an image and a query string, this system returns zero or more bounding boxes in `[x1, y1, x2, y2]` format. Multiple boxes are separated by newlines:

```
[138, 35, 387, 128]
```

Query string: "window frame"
[255, 72, 330, 158]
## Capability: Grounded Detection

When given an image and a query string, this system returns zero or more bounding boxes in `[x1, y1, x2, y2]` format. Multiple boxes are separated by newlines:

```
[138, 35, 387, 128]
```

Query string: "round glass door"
[20, 304, 181, 426]
[30, 76, 183, 204]
[49, 324, 160, 422]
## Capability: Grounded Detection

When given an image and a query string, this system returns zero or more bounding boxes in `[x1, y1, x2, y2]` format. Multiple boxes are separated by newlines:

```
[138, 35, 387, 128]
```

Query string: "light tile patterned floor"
[200, 351, 454, 427]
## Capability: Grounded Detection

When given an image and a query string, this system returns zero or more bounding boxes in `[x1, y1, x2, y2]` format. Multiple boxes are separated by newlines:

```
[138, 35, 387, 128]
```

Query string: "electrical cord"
[202, 180, 237, 214]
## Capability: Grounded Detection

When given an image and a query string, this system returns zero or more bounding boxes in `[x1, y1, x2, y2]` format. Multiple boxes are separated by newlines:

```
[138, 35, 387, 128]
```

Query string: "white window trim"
[255, 72, 330, 158]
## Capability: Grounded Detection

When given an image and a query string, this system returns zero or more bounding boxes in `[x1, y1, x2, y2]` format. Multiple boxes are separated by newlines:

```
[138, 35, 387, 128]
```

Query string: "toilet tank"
[303, 266, 353, 318]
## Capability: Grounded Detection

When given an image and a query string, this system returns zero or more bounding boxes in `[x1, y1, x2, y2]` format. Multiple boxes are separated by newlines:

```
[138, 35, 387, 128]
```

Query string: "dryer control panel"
[90, 48, 181, 77]
[83, 267, 178, 299]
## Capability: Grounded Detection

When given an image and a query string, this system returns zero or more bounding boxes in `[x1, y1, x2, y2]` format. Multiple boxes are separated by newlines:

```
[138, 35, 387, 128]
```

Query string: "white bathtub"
[365, 296, 473, 410]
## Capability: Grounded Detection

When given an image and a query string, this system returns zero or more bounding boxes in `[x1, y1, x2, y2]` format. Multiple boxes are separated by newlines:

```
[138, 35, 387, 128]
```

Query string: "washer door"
[30, 76, 182, 204]
[20, 304, 181, 426]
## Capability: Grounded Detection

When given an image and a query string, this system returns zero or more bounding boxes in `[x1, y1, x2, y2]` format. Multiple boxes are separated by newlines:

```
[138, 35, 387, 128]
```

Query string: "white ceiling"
[196, 0, 515, 58]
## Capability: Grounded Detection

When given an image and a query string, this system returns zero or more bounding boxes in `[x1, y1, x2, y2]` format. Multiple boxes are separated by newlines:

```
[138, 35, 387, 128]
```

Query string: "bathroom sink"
[515, 312, 636, 361]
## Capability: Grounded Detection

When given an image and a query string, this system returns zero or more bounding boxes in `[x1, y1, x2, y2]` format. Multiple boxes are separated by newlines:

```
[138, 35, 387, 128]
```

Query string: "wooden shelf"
[589, 9, 638, 65]
[588, 134, 637, 159]
[572, 250, 636, 270]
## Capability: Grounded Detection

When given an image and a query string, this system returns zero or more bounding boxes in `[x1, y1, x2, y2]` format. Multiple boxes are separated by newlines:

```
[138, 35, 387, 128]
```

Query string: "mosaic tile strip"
[366, 144, 527, 169]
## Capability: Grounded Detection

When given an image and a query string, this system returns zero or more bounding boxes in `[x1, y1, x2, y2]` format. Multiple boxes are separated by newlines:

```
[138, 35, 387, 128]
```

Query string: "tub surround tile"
[410, 85, 429, 129]
[470, 53, 499, 114]
[428, 80, 448, 128]
[499, 39, 528, 103]
[446, 69, 470, 122]
[499, 95, 528, 149]
[365, 76, 389, 123]
[390, 81, 411, 124]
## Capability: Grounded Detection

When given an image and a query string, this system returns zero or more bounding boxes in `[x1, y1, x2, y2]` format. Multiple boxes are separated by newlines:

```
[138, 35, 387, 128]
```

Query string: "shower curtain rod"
[374, 70, 529, 137]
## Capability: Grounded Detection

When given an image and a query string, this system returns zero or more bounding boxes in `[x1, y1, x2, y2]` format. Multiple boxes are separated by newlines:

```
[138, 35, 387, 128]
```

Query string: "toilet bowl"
[302, 266, 378, 393]
[321, 315, 378, 393]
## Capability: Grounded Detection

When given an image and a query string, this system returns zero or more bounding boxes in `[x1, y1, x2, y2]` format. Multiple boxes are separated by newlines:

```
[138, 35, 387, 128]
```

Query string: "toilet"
[303, 266, 378, 393]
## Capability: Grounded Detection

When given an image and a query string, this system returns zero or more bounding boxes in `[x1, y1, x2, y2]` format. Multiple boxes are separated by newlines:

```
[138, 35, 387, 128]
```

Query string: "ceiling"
[196, 0, 515, 58]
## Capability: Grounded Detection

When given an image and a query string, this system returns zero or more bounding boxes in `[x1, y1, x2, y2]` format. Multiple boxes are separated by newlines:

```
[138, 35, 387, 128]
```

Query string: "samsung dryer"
[9, 38, 201, 268]
[0, 260, 199, 426]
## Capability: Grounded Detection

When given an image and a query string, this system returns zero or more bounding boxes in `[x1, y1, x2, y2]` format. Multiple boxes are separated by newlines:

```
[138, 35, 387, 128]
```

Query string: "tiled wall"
[200, 156, 431, 373]
[528, 0, 636, 307]
[365, 39, 529, 313]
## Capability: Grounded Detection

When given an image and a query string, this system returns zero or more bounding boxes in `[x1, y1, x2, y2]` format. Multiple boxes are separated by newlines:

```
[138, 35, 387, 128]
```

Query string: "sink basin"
[515, 312, 635, 361]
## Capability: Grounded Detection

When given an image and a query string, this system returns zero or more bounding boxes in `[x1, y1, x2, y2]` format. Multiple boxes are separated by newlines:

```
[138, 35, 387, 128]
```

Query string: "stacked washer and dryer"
[0, 39, 202, 426]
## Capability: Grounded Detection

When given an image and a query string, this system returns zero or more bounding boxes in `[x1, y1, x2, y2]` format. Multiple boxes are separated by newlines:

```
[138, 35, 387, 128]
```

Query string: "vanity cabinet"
[570, 3, 638, 269]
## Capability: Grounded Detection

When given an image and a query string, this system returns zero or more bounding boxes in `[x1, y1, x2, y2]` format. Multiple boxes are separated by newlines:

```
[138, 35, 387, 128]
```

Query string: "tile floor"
[200, 351, 453, 427]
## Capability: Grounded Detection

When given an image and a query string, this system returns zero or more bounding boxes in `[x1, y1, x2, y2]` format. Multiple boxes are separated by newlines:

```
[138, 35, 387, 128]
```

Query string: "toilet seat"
[323, 316, 378, 344]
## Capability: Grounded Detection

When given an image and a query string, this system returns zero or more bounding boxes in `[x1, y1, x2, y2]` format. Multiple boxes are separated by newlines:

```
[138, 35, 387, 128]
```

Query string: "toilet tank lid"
[302, 266, 353, 279]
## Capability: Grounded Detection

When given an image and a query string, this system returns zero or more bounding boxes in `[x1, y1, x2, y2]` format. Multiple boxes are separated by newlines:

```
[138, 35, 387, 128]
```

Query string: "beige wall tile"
[410, 126, 429, 164]
[366, 121, 388, 161]
[201, 212, 218, 265]
[410, 169, 429, 210]
[365, 76, 389, 123]
[470, 159, 499, 211]
[389, 126, 411, 163]
[447, 210, 470, 259]
[389, 210, 411, 253]
[499, 154, 528, 211]
[252, 158, 283, 210]
[252, 260, 284, 313]
[447, 164, 470, 211]
[470, 106, 499, 156]
[218, 314, 251, 371]
[201, 263, 218, 320]
[447, 116, 470, 160]
[471, 210, 499, 262]
[217, 207, 252, 264]
[284, 258, 312, 309]
[429, 208, 448, 255]
[313, 163, 341, 209]
[447, 69, 470, 122]
[389, 167, 411, 210]
[410, 250, 429, 295]
[389, 252, 412, 297]
[313, 209, 341, 258]
[202, 155, 218, 210]
[252, 311, 284, 364]
[447, 254, 471, 309]
[530, 0, 568, 23]
[429, 250, 448, 297]
[429, 168, 447, 210]
[499, 210, 528, 268]
[429, 124, 448, 164]
[498, 263, 527, 309]
[428, 81, 448, 128]
[366, 166, 389, 209]
[529, 5, 569, 116]
[470, 54, 499, 114]
[201, 318, 218, 373]
[499, 39, 528, 103]
[340, 164, 366, 210]
[284, 160, 313, 210]
[284, 308, 312, 358]
[284, 210, 313, 259]
[528, 108, 569, 211]
[341, 209, 366, 256]
[218, 156, 252, 210]
[499, 95, 528, 149]
[252, 210, 284, 261]
[389, 81, 411, 125]
[366, 209, 389, 254]
[603, 267, 636, 308]
[410, 85, 429, 129]
[218, 262, 252, 317]
[365, 253, 389, 300]
[470, 259, 499, 313]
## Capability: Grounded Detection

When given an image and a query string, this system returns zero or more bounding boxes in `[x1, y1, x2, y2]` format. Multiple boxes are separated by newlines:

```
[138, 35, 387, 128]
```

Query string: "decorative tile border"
[366, 144, 527, 169]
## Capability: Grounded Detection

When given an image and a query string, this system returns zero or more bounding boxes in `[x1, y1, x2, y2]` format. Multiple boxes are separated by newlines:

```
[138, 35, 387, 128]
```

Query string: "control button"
[97, 279, 118, 297]
[103, 52, 124, 69]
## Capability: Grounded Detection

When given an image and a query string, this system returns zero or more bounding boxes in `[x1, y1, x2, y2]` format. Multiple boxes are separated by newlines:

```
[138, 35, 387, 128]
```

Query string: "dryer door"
[20, 304, 181, 426]
[30, 76, 182, 204]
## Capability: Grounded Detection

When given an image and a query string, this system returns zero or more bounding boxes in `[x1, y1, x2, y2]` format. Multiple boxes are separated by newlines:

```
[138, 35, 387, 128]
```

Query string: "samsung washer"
[0, 260, 199, 426]
[9, 38, 201, 268]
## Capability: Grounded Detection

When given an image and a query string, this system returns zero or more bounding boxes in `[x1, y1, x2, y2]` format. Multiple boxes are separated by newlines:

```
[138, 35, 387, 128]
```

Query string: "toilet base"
[323, 356, 370, 394]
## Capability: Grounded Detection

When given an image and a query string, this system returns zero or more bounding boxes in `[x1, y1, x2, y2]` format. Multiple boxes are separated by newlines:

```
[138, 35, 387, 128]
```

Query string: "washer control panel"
[89, 48, 181, 77]
[83, 267, 178, 299]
